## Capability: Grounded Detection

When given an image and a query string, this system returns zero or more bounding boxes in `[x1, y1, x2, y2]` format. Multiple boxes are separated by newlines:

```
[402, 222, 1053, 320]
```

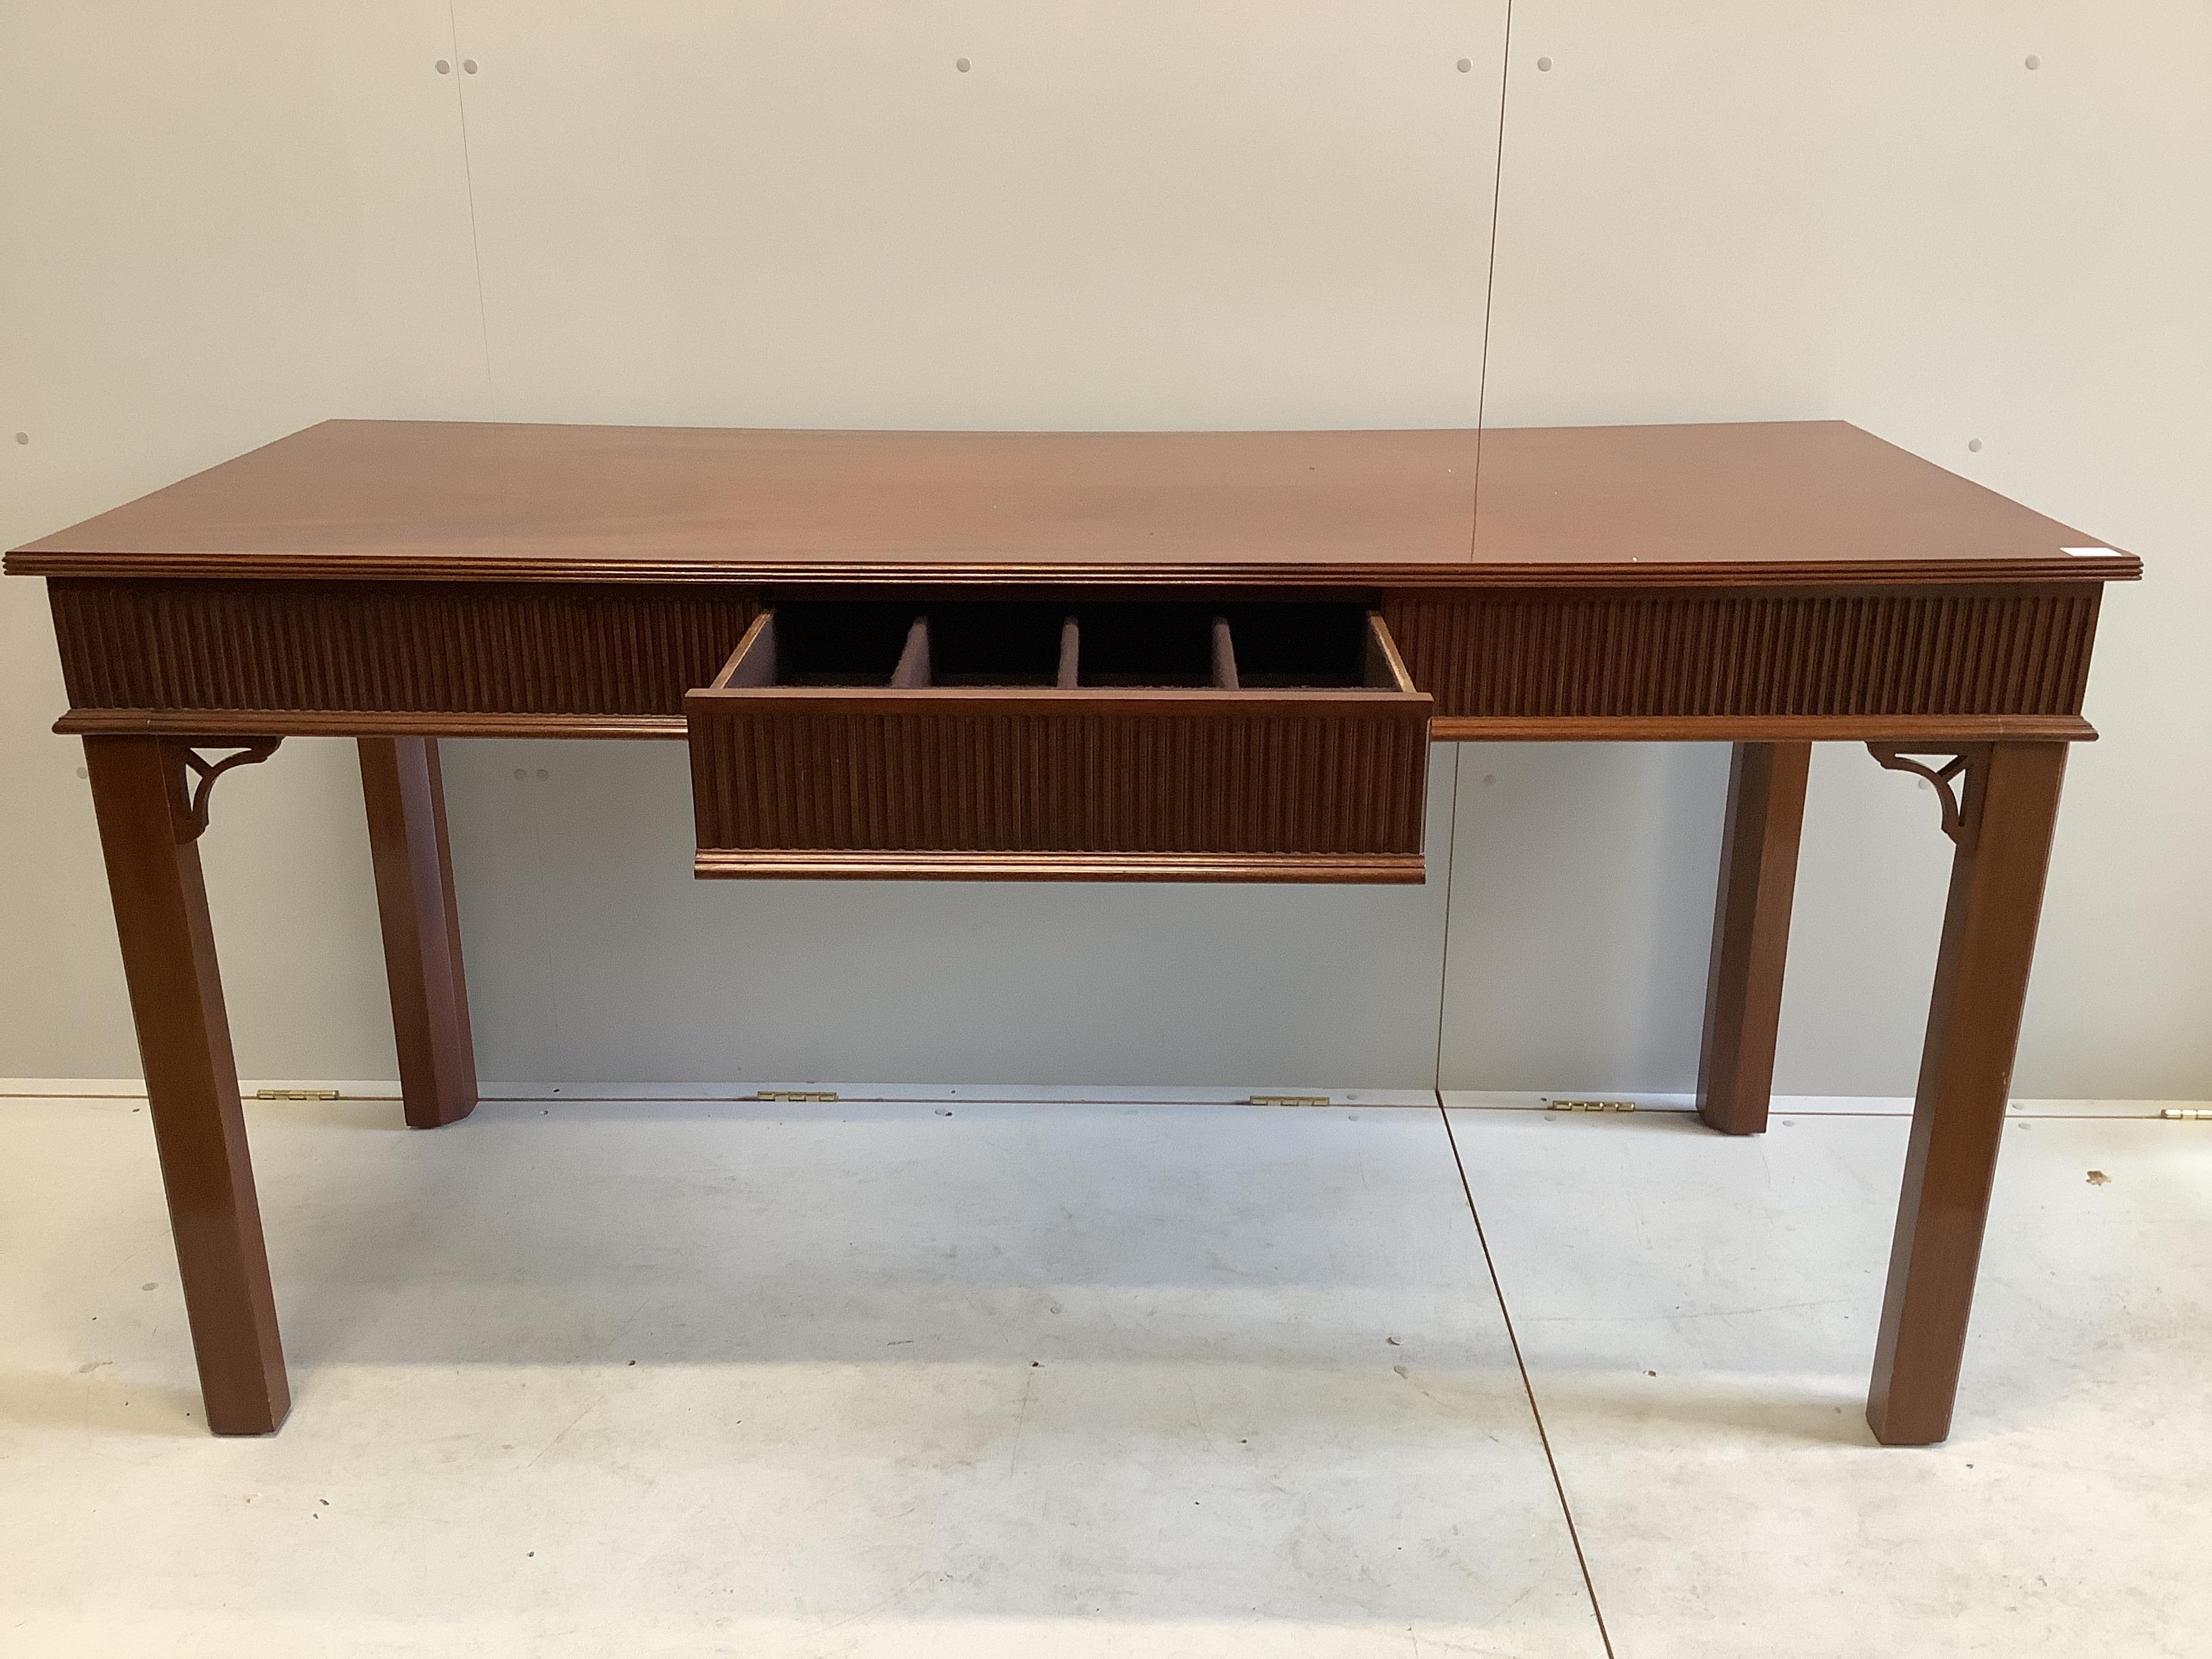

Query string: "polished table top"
[5, 419, 2135, 589]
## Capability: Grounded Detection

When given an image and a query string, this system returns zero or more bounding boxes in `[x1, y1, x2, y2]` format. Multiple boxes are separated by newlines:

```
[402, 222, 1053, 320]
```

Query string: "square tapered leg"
[85, 735, 289, 1435]
[1866, 741, 2066, 1446]
[1697, 741, 1810, 1135]
[360, 737, 478, 1129]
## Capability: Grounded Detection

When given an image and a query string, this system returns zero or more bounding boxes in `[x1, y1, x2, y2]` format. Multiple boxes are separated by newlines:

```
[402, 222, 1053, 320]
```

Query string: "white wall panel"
[3, 3, 2203, 1098]
[447, 0, 1504, 429]
[441, 742, 1460, 1089]
[1449, 1, 2211, 1097]
[0, 5, 489, 1079]
[403, 1, 1502, 1089]
[1438, 743, 1729, 1094]
[1809, 8, 2212, 1097]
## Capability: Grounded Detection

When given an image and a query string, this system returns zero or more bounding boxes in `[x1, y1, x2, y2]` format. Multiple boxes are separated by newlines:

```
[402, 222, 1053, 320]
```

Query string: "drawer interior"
[688, 596, 1432, 880]
[709, 599, 1408, 694]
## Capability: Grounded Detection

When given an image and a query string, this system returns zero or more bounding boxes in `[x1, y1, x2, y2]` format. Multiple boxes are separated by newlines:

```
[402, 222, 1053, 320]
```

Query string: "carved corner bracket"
[177, 739, 283, 841]
[1867, 743, 1991, 851]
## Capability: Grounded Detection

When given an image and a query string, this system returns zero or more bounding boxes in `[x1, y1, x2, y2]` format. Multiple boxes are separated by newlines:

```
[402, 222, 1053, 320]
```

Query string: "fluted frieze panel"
[1384, 588, 2098, 720]
[50, 579, 757, 718]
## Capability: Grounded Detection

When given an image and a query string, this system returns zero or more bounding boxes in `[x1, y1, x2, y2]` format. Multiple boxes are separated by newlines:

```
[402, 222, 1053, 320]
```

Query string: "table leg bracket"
[1868, 742, 1990, 851]
[177, 739, 283, 842]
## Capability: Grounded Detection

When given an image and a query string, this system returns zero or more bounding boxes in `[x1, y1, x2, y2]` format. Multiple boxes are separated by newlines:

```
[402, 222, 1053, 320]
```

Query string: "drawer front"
[685, 601, 1433, 881]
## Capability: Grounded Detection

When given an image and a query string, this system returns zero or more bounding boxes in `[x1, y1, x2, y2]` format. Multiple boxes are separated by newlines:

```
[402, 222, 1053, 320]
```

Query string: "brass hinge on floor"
[2163, 1107, 2210, 1121]
[1547, 1098, 1636, 1113]
[1248, 1094, 1332, 1108]
[254, 1088, 340, 1101]
[754, 1089, 838, 1103]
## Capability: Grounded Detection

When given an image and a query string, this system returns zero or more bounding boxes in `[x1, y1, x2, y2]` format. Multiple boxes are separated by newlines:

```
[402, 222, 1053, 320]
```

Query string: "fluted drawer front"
[685, 604, 1433, 882]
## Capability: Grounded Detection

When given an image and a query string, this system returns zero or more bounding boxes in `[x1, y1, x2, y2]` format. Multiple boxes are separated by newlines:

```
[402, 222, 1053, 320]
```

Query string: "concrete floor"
[1, 1090, 2205, 1656]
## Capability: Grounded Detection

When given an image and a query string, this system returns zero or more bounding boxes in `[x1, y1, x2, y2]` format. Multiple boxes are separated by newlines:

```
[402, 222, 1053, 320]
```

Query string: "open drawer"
[684, 600, 1433, 880]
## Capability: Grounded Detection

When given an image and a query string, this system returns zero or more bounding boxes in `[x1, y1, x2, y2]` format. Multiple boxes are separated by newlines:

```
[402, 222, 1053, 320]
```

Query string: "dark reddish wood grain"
[43, 577, 2104, 745]
[5, 419, 2135, 588]
[1696, 742, 1811, 1135]
[1389, 584, 2103, 729]
[688, 610, 1433, 880]
[1868, 741, 2067, 1446]
[46, 577, 758, 721]
[82, 736, 289, 1435]
[359, 737, 477, 1129]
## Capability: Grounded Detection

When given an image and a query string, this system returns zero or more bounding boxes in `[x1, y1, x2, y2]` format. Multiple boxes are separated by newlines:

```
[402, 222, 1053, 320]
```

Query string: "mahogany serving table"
[5, 419, 2138, 1443]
